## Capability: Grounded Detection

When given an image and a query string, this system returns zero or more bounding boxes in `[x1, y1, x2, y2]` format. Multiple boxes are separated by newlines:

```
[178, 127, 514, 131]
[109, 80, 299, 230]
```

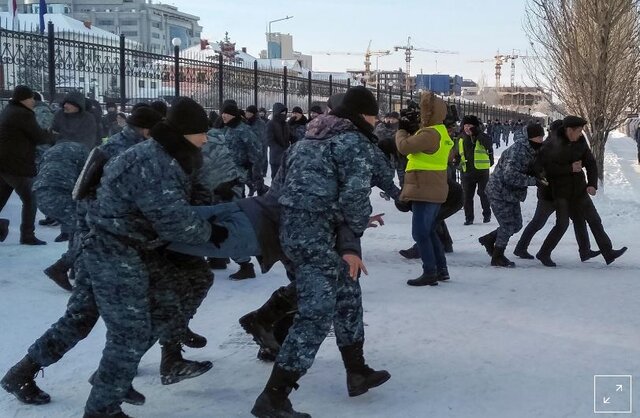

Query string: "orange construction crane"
[312, 40, 391, 82]
[393, 37, 458, 91]
[468, 50, 534, 89]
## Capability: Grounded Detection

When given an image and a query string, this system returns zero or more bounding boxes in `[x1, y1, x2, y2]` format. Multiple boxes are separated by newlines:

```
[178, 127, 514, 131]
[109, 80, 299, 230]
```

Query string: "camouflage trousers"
[35, 187, 81, 267]
[276, 208, 364, 374]
[489, 198, 523, 248]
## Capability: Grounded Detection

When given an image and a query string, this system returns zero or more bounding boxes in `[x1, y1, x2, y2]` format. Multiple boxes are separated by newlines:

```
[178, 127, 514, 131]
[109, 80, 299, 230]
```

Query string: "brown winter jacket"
[395, 92, 449, 203]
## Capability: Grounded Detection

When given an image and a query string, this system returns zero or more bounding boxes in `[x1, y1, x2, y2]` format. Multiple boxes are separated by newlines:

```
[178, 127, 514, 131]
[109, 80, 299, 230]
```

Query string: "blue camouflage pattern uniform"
[82, 138, 211, 415]
[485, 136, 538, 248]
[247, 116, 267, 177]
[99, 125, 145, 160]
[34, 101, 55, 168]
[225, 120, 262, 186]
[275, 114, 380, 374]
[33, 141, 89, 267]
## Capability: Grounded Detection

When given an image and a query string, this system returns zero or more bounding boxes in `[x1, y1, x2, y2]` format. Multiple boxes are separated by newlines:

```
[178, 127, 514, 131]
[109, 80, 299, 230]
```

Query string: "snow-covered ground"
[1, 135, 639, 418]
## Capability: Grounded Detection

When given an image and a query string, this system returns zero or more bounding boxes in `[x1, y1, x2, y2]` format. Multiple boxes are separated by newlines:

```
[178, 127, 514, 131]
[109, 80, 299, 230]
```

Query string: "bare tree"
[525, 0, 640, 182]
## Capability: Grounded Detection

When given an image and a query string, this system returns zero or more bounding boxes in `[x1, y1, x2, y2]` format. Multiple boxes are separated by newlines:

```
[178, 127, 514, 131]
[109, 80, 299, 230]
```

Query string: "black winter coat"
[0, 100, 51, 177]
[535, 131, 597, 201]
[266, 103, 290, 165]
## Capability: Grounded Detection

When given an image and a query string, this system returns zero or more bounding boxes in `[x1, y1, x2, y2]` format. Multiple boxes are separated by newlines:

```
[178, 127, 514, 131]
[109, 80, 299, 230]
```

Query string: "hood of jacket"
[62, 92, 86, 111]
[304, 114, 358, 141]
[272, 103, 287, 121]
[419, 92, 447, 128]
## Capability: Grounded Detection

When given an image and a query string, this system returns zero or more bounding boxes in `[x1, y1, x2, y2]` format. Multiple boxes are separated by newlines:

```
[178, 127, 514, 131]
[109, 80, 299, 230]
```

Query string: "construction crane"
[312, 40, 391, 83]
[393, 37, 458, 91]
[468, 50, 534, 89]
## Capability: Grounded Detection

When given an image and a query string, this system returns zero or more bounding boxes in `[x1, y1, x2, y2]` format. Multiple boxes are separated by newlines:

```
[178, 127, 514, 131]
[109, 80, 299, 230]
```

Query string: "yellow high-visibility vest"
[459, 136, 490, 172]
[406, 124, 454, 172]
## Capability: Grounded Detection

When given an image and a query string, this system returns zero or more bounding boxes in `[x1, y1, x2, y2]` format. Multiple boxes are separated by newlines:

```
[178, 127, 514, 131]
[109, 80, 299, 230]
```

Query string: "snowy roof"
[0, 13, 124, 42]
[182, 43, 258, 65]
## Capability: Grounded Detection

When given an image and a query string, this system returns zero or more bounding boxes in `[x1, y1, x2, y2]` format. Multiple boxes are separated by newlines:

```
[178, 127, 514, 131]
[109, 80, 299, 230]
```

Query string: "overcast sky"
[168, 0, 533, 87]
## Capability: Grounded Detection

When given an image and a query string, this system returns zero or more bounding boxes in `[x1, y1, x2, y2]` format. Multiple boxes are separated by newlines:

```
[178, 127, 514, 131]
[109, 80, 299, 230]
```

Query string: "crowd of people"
[0, 83, 628, 417]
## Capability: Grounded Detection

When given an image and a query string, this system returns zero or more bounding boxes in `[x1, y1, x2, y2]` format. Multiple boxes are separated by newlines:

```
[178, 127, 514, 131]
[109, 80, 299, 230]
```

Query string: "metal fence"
[0, 21, 533, 122]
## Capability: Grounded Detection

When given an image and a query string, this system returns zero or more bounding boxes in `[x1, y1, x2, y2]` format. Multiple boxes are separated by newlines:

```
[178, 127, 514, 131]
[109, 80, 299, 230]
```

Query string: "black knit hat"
[527, 123, 545, 139]
[462, 114, 481, 126]
[292, 106, 304, 114]
[221, 100, 240, 117]
[167, 97, 209, 135]
[258, 107, 267, 113]
[150, 100, 168, 117]
[563, 115, 587, 129]
[127, 107, 163, 129]
[549, 119, 563, 132]
[131, 102, 151, 111]
[246, 105, 258, 114]
[341, 86, 378, 116]
[327, 93, 346, 111]
[105, 101, 117, 110]
[13, 85, 34, 102]
[310, 105, 323, 114]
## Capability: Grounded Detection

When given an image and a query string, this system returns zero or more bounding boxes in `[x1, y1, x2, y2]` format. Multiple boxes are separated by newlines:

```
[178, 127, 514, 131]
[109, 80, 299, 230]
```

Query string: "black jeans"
[461, 172, 491, 222]
[516, 198, 592, 255]
[538, 195, 612, 257]
[0, 172, 37, 235]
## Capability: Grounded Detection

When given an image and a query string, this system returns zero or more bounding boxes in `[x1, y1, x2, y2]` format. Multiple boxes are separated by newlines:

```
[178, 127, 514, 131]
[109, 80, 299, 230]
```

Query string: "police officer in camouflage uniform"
[251, 87, 391, 418]
[478, 123, 545, 267]
[245, 105, 268, 196]
[34, 140, 89, 290]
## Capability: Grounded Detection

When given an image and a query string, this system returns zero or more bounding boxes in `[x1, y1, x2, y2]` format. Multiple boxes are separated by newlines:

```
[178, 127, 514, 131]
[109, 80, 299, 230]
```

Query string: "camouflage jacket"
[278, 114, 381, 237]
[224, 118, 262, 182]
[33, 141, 89, 192]
[33, 102, 54, 130]
[87, 139, 211, 248]
[486, 137, 537, 203]
[99, 125, 145, 160]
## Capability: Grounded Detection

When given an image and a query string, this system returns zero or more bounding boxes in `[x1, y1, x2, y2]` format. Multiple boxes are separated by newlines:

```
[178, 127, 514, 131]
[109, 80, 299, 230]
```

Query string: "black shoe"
[44, 261, 72, 291]
[230, 262, 256, 280]
[1, 356, 50, 405]
[464, 220, 473, 226]
[83, 411, 133, 418]
[478, 231, 497, 256]
[183, 327, 207, 348]
[160, 343, 213, 385]
[208, 257, 228, 270]
[339, 342, 390, 397]
[437, 268, 450, 281]
[483, 216, 491, 223]
[407, 271, 439, 287]
[579, 249, 601, 262]
[536, 252, 557, 267]
[0, 218, 8, 242]
[443, 243, 453, 253]
[54, 232, 69, 243]
[20, 234, 46, 245]
[38, 217, 58, 227]
[398, 245, 420, 259]
[240, 311, 281, 352]
[257, 347, 277, 362]
[379, 191, 391, 201]
[251, 367, 310, 418]
[604, 247, 627, 265]
[513, 247, 535, 260]
[491, 246, 516, 268]
[88, 372, 145, 406]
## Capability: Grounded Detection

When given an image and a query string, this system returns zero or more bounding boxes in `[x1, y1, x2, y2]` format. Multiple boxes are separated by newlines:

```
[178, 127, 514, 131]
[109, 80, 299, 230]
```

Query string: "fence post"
[218, 54, 223, 109]
[173, 42, 180, 98]
[283, 66, 288, 107]
[388, 87, 392, 112]
[118, 34, 125, 111]
[376, 79, 380, 105]
[400, 88, 404, 108]
[329, 74, 333, 96]
[253, 60, 258, 106]
[307, 70, 312, 116]
[47, 21, 56, 104]
[347, 78, 351, 89]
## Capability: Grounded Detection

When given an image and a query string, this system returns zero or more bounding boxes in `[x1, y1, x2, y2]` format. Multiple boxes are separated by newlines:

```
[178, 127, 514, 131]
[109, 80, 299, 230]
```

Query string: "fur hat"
[462, 114, 481, 126]
[563, 115, 587, 129]
[527, 123, 545, 139]
[167, 97, 209, 135]
[127, 107, 163, 129]
[12, 85, 34, 102]
[246, 105, 259, 114]
[292, 106, 304, 114]
[310, 105, 323, 115]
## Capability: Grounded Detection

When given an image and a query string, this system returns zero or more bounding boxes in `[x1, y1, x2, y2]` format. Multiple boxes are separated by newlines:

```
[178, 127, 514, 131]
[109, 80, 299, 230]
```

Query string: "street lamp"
[267, 15, 293, 60]
[172, 37, 182, 98]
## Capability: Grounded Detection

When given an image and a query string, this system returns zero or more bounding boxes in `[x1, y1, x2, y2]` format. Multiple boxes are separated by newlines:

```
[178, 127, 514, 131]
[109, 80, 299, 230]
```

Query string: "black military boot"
[491, 246, 516, 268]
[407, 271, 439, 287]
[159, 343, 213, 385]
[579, 249, 601, 262]
[183, 327, 207, 348]
[478, 231, 497, 256]
[20, 233, 46, 246]
[208, 257, 229, 270]
[251, 366, 310, 418]
[44, 259, 72, 291]
[398, 245, 420, 259]
[1, 355, 50, 404]
[0, 218, 8, 242]
[536, 252, 557, 267]
[240, 286, 296, 355]
[83, 411, 132, 418]
[88, 372, 145, 406]
[437, 267, 450, 281]
[513, 246, 535, 260]
[230, 262, 256, 280]
[54, 232, 69, 243]
[38, 217, 58, 227]
[604, 247, 627, 265]
[339, 342, 391, 397]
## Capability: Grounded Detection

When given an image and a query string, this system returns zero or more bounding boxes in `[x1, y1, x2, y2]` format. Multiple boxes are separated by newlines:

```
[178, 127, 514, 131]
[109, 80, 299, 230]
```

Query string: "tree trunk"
[589, 129, 608, 184]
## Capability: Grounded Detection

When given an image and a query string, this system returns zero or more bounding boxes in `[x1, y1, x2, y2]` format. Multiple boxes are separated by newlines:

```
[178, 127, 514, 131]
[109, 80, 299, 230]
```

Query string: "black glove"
[208, 216, 229, 248]
[214, 179, 239, 201]
[395, 199, 412, 213]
